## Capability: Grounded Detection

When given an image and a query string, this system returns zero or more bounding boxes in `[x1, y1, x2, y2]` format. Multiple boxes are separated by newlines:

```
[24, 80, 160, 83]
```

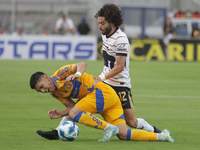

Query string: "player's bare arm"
[48, 98, 75, 119]
[101, 55, 126, 81]
[65, 62, 87, 82]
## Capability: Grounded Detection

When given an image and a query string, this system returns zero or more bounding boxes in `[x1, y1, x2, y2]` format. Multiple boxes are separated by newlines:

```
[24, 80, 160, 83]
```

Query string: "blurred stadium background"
[1, 2, 200, 149]
[0, 0, 199, 36]
[0, 0, 200, 61]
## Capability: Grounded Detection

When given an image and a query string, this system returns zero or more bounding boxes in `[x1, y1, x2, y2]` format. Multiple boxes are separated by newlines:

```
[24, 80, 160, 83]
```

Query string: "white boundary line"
[133, 95, 200, 99]
[34, 94, 200, 99]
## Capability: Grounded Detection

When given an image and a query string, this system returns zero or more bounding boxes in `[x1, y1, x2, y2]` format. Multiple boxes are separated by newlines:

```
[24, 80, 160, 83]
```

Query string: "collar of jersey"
[106, 27, 119, 38]
[50, 76, 59, 88]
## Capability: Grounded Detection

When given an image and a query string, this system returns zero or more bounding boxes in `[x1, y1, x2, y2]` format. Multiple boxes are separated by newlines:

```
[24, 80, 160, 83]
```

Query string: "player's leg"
[69, 106, 119, 142]
[55, 115, 73, 130]
[103, 100, 174, 142]
[69, 106, 108, 130]
[70, 82, 119, 129]
[101, 96, 155, 141]
[124, 108, 157, 132]
[112, 86, 161, 133]
[69, 84, 119, 141]
[116, 123, 174, 142]
[123, 108, 137, 127]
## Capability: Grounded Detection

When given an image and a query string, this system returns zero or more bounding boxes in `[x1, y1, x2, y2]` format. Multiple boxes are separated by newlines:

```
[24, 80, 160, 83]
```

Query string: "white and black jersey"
[100, 27, 131, 88]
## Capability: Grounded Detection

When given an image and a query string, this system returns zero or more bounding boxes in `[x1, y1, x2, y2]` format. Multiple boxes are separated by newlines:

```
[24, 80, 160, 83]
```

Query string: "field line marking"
[34, 94, 200, 98]
[133, 95, 200, 99]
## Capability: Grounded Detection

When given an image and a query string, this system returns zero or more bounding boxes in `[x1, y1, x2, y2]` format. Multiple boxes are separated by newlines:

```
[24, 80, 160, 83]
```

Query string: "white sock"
[157, 133, 160, 141]
[104, 123, 110, 130]
[136, 118, 154, 132]
[56, 115, 73, 131]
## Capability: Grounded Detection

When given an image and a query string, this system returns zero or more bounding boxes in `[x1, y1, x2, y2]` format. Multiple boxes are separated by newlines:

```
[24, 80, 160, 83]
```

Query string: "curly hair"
[94, 3, 123, 27]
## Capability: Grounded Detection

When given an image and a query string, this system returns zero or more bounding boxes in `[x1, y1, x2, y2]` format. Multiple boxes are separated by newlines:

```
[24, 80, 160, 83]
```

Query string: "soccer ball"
[58, 121, 79, 141]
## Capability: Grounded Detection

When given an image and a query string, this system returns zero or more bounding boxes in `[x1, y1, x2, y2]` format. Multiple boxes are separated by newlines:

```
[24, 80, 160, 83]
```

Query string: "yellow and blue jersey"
[49, 64, 94, 104]
[49, 64, 126, 125]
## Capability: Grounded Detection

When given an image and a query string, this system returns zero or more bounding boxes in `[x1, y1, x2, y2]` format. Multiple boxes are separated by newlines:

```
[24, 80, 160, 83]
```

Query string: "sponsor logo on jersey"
[92, 116, 103, 127]
[118, 44, 127, 51]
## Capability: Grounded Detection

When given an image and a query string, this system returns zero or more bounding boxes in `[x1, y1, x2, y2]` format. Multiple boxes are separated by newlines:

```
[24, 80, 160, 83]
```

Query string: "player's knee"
[126, 119, 138, 128]
[68, 109, 77, 120]
[68, 112, 73, 120]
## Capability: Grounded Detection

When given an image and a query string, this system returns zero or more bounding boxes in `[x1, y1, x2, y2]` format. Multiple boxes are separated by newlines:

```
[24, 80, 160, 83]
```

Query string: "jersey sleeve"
[116, 36, 129, 57]
[53, 64, 76, 79]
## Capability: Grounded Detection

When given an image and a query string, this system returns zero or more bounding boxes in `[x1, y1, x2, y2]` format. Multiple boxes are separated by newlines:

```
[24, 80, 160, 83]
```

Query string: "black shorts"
[107, 84, 134, 109]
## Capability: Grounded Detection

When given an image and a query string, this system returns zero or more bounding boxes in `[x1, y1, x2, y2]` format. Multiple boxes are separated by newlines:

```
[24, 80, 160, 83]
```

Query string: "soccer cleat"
[98, 124, 119, 142]
[36, 129, 60, 140]
[158, 129, 174, 142]
[153, 126, 162, 133]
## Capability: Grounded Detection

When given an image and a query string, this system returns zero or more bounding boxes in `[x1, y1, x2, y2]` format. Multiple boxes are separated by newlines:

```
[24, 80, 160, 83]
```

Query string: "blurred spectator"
[12, 28, 25, 36]
[0, 27, 6, 36]
[55, 13, 74, 35]
[43, 28, 51, 36]
[191, 23, 200, 39]
[192, 10, 200, 18]
[77, 15, 90, 35]
[192, 30, 200, 39]
[174, 10, 185, 18]
[163, 17, 176, 45]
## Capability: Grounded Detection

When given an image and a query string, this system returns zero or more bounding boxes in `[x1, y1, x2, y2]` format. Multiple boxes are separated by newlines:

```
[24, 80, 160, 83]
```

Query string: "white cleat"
[158, 129, 175, 142]
[98, 124, 119, 142]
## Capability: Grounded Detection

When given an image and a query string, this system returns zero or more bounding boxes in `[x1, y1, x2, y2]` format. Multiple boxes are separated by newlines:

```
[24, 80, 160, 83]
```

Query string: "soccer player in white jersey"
[94, 3, 161, 133]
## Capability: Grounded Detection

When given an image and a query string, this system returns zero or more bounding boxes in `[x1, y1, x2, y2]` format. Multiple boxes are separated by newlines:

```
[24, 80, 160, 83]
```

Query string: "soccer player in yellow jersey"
[30, 62, 174, 142]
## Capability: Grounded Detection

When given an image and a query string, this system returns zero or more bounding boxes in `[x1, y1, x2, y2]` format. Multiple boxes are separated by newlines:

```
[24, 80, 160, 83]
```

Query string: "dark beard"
[103, 24, 112, 35]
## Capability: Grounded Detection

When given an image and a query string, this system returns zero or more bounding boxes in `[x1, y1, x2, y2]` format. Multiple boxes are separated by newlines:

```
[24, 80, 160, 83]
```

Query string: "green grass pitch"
[0, 60, 199, 150]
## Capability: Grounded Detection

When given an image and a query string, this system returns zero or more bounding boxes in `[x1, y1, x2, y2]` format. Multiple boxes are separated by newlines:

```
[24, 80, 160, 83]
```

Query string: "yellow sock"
[127, 129, 158, 141]
[73, 112, 107, 130]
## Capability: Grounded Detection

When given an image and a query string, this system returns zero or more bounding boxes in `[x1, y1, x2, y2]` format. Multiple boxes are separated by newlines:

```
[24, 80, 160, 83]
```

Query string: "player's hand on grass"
[48, 109, 62, 119]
